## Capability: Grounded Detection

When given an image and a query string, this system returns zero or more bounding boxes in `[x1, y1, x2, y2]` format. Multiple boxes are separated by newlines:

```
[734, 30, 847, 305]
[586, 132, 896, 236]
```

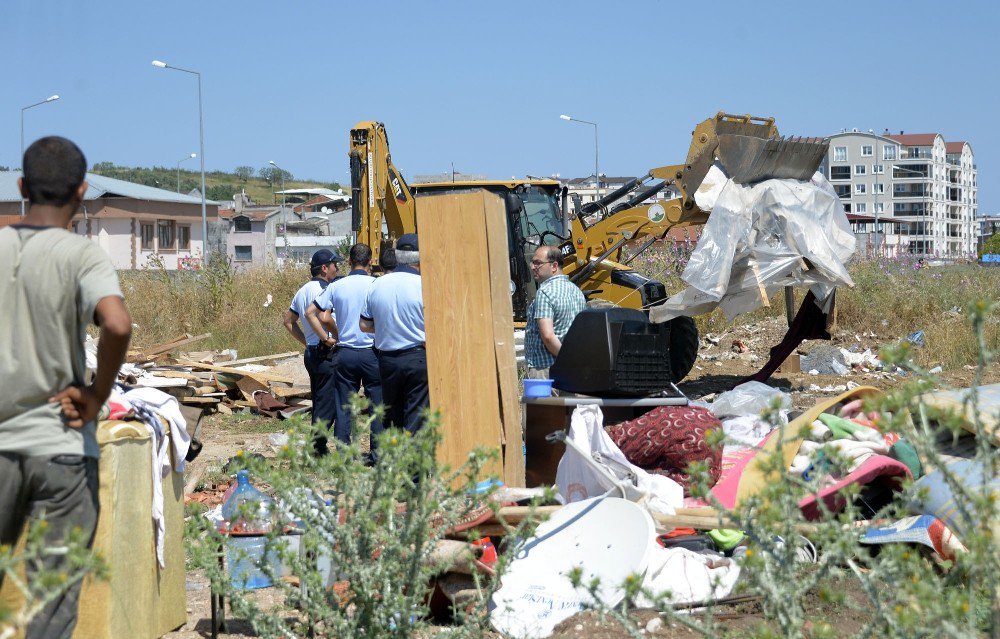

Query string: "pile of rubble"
[115, 333, 310, 417]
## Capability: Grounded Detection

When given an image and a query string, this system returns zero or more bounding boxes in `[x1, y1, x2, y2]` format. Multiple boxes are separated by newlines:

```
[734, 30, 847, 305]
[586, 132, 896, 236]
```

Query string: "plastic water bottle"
[221, 470, 273, 535]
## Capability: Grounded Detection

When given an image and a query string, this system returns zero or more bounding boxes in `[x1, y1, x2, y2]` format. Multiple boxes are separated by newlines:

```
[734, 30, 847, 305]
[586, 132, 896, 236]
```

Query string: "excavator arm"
[566, 112, 825, 269]
[349, 121, 417, 262]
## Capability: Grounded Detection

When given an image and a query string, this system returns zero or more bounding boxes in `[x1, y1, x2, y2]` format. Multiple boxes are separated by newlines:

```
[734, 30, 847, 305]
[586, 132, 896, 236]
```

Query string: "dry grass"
[120, 254, 997, 368]
[121, 263, 309, 357]
[633, 245, 998, 368]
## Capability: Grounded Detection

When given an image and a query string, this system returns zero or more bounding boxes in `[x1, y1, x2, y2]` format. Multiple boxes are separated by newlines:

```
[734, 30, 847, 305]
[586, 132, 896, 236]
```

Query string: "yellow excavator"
[348, 114, 827, 383]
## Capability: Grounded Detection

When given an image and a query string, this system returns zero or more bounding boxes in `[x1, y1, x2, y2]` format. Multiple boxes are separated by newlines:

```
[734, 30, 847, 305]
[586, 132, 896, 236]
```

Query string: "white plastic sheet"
[555, 405, 683, 516]
[651, 169, 856, 323]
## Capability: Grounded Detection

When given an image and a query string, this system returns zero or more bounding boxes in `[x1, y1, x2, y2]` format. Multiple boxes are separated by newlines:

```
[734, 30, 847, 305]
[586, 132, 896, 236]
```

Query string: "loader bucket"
[716, 135, 829, 185]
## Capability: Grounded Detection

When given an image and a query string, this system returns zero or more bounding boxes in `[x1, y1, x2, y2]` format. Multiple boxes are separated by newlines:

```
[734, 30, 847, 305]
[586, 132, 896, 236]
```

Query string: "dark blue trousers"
[304, 345, 338, 453]
[377, 347, 430, 435]
[332, 346, 384, 445]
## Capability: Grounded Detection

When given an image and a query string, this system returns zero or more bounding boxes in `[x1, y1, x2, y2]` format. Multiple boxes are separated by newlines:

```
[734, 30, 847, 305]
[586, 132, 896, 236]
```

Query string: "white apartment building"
[821, 130, 978, 258]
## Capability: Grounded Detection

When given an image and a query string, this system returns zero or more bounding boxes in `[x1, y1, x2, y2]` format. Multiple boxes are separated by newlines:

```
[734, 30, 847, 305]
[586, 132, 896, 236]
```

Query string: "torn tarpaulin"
[650, 167, 855, 323]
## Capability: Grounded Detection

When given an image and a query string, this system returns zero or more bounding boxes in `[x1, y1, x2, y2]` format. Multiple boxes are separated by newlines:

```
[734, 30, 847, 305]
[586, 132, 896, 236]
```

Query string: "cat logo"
[647, 203, 666, 224]
[389, 168, 407, 203]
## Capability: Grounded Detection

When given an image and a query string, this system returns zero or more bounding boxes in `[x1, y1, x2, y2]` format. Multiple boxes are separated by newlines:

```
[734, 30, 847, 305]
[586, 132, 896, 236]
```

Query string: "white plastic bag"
[555, 405, 683, 515]
[709, 381, 791, 419]
[650, 172, 855, 323]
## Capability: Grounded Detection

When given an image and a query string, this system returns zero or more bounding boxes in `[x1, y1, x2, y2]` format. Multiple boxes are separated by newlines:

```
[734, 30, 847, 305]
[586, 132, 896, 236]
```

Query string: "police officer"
[283, 249, 339, 454]
[359, 234, 428, 434]
[305, 243, 383, 451]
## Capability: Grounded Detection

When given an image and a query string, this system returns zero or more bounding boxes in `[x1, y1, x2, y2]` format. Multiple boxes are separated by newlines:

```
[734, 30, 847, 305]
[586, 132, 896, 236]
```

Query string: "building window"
[833, 147, 848, 162]
[157, 220, 176, 250]
[843, 203, 851, 213]
[234, 216, 252, 232]
[234, 245, 253, 262]
[830, 165, 851, 180]
[855, 184, 867, 195]
[861, 145, 873, 157]
[856, 203, 867, 213]
[834, 184, 851, 198]
[872, 164, 884, 174]
[874, 202, 885, 214]
[872, 183, 884, 195]
[140, 223, 155, 250]
[883, 145, 897, 160]
[178, 225, 191, 250]
[854, 165, 866, 175]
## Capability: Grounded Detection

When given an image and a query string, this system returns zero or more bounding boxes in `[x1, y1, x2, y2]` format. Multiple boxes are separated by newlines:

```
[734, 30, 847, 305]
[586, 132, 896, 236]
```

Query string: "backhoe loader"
[348, 114, 827, 384]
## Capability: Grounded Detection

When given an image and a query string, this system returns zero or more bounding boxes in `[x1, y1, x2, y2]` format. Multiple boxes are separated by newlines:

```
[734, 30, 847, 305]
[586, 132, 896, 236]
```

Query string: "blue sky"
[5, 0, 997, 211]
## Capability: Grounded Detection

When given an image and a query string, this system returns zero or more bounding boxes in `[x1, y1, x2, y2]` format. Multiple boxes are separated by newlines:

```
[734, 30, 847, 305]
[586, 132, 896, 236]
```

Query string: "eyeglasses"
[530, 259, 556, 266]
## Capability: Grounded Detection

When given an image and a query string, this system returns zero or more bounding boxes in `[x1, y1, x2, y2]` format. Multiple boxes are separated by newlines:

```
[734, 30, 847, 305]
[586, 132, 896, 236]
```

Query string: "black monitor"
[549, 308, 675, 397]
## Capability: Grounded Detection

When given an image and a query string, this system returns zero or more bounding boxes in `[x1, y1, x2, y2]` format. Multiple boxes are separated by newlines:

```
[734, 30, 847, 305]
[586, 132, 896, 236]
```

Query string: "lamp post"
[269, 160, 287, 262]
[176, 153, 196, 193]
[560, 114, 600, 201]
[20, 94, 60, 215]
[152, 60, 207, 262]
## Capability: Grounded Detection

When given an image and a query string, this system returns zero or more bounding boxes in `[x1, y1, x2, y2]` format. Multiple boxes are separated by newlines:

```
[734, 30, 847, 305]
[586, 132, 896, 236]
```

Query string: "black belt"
[376, 345, 425, 357]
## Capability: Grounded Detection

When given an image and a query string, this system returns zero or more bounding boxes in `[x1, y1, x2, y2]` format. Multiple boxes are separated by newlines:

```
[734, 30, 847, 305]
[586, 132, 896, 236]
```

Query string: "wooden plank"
[272, 385, 312, 399]
[179, 397, 220, 405]
[145, 332, 212, 357]
[420, 192, 504, 480]
[173, 360, 296, 384]
[225, 351, 300, 366]
[483, 194, 525, 487]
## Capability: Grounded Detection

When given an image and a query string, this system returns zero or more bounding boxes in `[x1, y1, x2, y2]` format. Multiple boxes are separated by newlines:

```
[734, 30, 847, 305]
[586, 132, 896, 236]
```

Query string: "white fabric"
[720, 415, 775, 455]
[636, 546, 741, 608]
[555, 405, 683, 516]
[120, 387, 190, 568]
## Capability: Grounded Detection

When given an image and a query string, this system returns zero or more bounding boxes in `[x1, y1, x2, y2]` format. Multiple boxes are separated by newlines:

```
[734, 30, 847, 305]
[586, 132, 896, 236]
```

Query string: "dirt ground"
[165, 317, 997, 638]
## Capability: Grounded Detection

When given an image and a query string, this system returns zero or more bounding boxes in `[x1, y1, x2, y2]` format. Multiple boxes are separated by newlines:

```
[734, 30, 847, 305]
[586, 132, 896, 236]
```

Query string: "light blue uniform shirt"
[289, 278, 330, 346]
[314, 269, 376, 349]
[360, 267, 425, 352]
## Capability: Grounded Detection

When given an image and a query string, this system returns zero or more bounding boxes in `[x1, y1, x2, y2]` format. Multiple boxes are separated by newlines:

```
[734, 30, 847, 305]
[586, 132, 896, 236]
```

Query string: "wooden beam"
[224, 351, 300, 366]
[173, 359, 296, 384]
[145, 332, 212, 357]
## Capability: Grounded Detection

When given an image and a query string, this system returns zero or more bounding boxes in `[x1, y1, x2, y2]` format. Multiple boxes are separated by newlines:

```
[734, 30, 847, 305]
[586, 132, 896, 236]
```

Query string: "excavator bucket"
[716, 135, 829, 185]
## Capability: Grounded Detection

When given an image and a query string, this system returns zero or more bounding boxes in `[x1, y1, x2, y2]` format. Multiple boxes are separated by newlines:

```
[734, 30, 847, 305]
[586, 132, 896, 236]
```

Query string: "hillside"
[89, 162, 343, 206]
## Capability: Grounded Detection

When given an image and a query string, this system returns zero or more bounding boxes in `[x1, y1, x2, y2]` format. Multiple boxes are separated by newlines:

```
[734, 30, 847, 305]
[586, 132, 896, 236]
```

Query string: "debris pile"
[119, 333, 308, 416]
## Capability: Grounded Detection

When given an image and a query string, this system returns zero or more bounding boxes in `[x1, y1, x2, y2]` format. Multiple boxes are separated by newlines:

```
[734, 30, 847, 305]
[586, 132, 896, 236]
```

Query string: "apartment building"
[821, 130, 978, 258]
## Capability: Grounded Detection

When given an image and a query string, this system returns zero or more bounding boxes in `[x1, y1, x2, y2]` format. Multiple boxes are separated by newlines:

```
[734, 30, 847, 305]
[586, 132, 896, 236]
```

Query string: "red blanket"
[606, 405, 722, 495]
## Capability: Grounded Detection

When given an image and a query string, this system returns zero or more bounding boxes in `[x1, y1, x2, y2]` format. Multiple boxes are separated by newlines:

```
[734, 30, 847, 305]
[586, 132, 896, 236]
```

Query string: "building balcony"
[900, 150, 933, 159]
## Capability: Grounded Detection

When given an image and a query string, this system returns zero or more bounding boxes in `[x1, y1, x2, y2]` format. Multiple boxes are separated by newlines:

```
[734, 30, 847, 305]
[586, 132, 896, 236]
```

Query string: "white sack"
[555, 405, 683, 516]
[637, 547, 741, 608]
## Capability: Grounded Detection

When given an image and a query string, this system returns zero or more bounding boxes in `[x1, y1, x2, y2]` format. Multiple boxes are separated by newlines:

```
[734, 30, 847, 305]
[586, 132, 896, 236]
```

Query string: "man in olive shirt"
[0, 137, 132, 639]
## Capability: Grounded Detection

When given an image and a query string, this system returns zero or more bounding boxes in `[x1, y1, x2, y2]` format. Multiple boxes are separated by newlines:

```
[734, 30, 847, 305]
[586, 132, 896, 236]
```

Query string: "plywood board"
[483, 195, 525, 486]
[420, 191, 504, 480]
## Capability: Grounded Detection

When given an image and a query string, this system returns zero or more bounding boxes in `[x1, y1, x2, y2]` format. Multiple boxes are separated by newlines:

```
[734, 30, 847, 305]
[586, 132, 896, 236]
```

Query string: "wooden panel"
[483, 195, 525, 486]
[420, 192, 505, 480]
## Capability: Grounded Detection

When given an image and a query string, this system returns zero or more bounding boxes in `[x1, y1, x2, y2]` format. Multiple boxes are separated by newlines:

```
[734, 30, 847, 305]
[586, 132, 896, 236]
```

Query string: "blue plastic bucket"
[523, 379, 554, 399]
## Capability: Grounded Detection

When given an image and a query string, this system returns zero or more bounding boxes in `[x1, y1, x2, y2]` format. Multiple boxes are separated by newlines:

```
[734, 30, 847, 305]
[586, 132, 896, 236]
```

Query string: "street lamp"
[176, 153, 196, 193]
[269, 160, 288, 260]
[20, 94, 60, 215]
[152, 60, 207, 261]
[560, 114, 600, 200]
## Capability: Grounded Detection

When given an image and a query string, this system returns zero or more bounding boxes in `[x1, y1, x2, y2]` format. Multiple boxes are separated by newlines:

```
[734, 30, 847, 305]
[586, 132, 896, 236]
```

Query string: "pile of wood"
[121, 333, 308, 416]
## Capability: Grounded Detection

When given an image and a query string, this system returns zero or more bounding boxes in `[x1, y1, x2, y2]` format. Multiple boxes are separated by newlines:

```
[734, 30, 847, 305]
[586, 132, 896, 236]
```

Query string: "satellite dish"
[489, 497, 656, 638]
[321, 206, 330, 214]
